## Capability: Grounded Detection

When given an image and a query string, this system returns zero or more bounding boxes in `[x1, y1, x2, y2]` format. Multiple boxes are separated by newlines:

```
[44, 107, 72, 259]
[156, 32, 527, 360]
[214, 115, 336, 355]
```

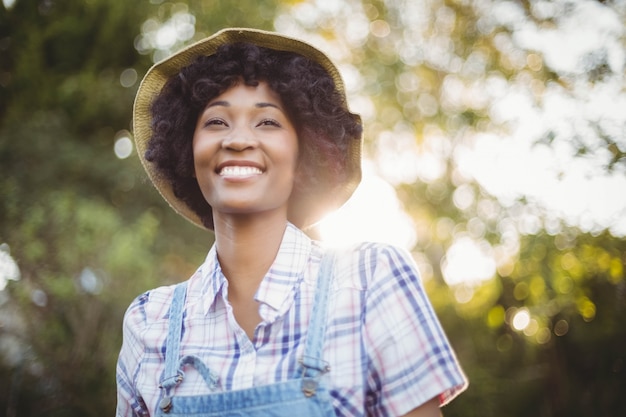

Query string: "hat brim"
[133, 28, 362, 230]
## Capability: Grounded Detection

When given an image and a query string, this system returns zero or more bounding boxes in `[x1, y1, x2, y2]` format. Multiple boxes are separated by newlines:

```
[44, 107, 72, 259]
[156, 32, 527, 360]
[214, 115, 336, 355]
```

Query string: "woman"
[117, 28, 467, 417]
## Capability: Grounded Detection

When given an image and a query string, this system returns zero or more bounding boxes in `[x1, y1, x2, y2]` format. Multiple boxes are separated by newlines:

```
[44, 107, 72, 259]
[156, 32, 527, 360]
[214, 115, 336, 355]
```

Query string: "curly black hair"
[145, 42, 362, 229]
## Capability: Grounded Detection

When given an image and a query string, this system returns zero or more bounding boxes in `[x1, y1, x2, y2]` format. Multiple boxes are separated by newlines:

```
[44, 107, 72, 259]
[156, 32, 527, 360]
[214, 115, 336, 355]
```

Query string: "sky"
[469, 0, 626, 237]
[317, 0, 626, 288]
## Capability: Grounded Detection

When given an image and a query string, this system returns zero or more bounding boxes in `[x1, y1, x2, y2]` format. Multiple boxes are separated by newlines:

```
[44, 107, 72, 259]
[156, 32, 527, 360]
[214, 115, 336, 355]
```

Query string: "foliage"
[436, 230, 626, 417]
[0, 0, 280, 415]
[1, 0, 625, 416]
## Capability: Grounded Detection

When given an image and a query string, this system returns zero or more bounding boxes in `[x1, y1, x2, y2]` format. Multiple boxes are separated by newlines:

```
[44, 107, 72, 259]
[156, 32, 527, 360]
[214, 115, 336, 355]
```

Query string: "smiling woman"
[142, 38, 362, 231]
[117, 28, 467, 417]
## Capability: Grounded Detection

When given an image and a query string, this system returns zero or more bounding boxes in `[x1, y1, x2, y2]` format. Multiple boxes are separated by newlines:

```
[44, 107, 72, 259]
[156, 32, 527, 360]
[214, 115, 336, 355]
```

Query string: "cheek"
[192, 140, 218, 190]
[273, 133, 299, 174]
[274, 142, 299, 196]
[291, 148, 299, 174]
[192, 137, 215, 168]
[290, 137, 300, 172]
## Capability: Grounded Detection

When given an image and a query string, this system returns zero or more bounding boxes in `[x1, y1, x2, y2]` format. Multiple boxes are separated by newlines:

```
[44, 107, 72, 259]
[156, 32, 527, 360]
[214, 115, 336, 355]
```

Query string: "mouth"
[218, 166, 263, 177]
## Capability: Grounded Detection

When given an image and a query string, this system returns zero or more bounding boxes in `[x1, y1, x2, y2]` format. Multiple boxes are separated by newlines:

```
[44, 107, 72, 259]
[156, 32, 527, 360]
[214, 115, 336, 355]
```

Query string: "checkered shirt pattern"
[116, 223, 467, 416]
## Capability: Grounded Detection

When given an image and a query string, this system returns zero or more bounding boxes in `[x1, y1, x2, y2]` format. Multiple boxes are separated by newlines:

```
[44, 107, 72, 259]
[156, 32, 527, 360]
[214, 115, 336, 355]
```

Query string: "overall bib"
[156, 254, 337, 417]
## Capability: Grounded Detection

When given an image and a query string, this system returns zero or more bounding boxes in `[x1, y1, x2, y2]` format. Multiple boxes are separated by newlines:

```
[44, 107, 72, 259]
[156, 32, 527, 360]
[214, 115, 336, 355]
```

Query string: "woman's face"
[192, 81, 299, 223]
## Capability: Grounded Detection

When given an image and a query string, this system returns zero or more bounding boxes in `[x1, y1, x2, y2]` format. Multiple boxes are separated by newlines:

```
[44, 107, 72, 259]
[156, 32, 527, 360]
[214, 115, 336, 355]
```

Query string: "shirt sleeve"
[362, 244, 467, 416]
[116, 293, 151, 417]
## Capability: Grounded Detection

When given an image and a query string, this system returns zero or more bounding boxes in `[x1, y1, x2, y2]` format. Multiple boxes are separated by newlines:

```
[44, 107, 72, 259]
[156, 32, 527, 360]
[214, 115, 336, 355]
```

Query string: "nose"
[221, 126, 258, 151]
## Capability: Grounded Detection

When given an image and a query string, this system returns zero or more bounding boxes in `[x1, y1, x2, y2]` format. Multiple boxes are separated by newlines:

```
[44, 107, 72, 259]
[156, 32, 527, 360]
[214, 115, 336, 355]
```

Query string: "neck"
[213, 212, 288, 299]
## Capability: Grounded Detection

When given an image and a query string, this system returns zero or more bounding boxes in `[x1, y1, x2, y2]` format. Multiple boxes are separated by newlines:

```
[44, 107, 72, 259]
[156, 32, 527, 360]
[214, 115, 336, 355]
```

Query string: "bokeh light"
[554, 319, 570, 336]
[134, 4, 196, 62]
[512, 308, 531, 331]
[119, 68, 138, 88]
[114, 131, 133, 160]
[2, 0, 15, 10]
[0, 244, 20, 291]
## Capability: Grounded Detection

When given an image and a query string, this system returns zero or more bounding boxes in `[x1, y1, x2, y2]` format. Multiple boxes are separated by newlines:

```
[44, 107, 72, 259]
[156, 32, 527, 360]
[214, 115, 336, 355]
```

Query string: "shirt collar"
[198, 223, 312, 316]
[198, 246, 226, 316]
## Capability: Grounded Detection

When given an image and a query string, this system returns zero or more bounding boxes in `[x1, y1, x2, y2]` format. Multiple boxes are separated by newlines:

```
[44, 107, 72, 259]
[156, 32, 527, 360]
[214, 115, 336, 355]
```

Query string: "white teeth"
[219, 166, 263, 177]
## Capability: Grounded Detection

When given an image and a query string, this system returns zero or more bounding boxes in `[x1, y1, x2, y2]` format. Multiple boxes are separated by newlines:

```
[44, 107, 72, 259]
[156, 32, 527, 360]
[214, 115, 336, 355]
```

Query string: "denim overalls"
[156, 253, 337, 416]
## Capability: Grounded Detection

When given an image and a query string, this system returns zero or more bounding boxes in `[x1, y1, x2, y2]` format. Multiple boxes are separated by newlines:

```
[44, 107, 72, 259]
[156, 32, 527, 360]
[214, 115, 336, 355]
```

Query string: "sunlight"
[317, 161, 416, 249]
[457, 127, 626, 236]
[317, 161, 504, 292]
[453, 0, 626, 237]
[441, 236, 496, 287]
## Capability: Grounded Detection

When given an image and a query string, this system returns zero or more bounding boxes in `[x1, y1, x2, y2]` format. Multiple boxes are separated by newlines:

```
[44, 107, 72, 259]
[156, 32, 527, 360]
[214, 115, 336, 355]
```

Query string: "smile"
[218, 166, 263, 177]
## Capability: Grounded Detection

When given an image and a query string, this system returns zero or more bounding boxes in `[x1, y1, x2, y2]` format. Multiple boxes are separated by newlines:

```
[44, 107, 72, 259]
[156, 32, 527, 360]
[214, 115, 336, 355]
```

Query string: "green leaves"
[1, 0, 625, 415]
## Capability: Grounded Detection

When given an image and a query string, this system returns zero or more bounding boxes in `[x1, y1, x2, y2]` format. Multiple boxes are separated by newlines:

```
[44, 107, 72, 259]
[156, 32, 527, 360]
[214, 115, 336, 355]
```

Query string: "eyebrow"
[205, 101, 282, 111]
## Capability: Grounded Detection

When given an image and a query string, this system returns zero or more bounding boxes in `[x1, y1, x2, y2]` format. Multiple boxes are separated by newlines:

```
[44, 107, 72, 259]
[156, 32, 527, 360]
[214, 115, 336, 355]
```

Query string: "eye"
[203, 118, 228, 128]
[257, 118, 281, 128]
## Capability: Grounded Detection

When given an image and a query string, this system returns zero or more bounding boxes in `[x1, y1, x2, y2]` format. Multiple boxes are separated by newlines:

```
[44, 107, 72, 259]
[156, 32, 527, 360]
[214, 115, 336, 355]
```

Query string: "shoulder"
[334, 244, 468, 412]
[330, 242, 420, 291]
[121, 264, 207, 337]
[122, 284, 178, 336]
[333, 241, 417, 271]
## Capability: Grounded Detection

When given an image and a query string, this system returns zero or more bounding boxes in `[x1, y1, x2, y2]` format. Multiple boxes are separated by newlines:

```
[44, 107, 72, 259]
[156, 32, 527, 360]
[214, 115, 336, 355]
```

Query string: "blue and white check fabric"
[116, 223, 467, 416]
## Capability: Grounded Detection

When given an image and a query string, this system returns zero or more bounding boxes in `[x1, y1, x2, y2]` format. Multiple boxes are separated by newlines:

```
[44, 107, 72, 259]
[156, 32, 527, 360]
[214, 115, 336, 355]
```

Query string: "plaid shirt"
[116, 223, 467, 416]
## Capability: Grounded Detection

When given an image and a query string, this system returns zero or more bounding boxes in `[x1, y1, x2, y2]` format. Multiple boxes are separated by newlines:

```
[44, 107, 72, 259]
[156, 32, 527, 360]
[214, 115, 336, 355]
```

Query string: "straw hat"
[133, 28, 362, 230]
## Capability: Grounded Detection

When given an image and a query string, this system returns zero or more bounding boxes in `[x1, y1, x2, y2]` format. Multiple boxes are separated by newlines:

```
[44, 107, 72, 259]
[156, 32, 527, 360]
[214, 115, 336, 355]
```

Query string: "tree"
[271, 1, 626, 415]
[0, 0, 281, 415]
[1, 0, 624, 416]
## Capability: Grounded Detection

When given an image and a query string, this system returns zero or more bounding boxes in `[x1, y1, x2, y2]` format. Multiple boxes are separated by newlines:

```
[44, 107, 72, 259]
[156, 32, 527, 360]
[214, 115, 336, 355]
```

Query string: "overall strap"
[158, 282, 188, 411]
[300, 251, 335, 395]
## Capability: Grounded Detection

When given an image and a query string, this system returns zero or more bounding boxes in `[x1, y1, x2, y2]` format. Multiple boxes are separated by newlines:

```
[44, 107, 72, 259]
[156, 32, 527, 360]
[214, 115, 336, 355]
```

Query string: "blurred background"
[1, 0, 625, 416]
